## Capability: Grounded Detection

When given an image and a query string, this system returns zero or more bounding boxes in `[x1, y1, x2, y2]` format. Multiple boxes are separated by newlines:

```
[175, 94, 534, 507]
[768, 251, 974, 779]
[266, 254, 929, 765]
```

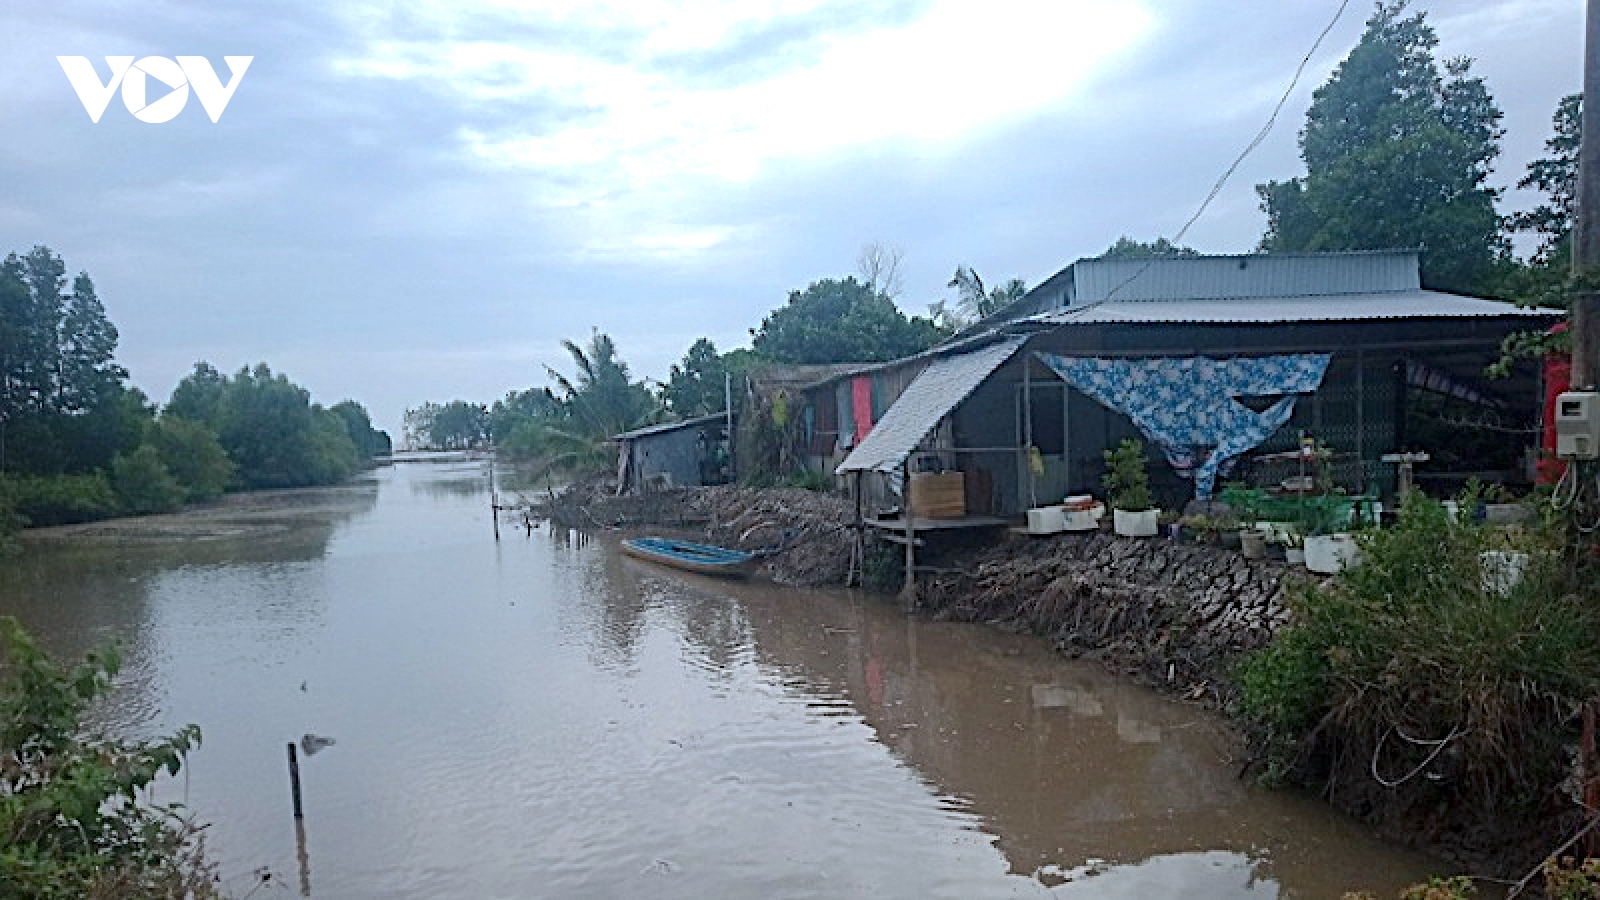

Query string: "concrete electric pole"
[1575, 0, 1600, 388]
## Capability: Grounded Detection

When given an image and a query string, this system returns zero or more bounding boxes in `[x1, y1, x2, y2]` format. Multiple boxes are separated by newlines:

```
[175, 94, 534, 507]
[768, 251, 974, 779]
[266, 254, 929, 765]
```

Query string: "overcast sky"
[0, 0, 1584, 437]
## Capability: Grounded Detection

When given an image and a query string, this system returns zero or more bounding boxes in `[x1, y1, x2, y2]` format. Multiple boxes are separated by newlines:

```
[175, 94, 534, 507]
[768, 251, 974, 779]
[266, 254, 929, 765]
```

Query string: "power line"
[1093, 0, 1353, 307]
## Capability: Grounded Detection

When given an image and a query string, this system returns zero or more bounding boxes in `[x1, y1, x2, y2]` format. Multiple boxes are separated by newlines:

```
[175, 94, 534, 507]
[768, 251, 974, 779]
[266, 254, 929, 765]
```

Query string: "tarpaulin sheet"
[1034, 352, 1332, 498]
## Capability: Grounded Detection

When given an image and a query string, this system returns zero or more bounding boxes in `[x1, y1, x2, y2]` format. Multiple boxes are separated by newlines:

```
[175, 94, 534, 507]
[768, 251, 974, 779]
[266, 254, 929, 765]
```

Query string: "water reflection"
[403, 464, 494, 499]
[0, 482, 375, 737]
[621, 557, 1438, 898]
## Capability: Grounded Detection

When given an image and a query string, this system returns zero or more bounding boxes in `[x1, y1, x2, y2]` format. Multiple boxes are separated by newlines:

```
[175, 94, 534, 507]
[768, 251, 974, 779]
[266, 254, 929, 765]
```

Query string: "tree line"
[0, 246, 389, 537]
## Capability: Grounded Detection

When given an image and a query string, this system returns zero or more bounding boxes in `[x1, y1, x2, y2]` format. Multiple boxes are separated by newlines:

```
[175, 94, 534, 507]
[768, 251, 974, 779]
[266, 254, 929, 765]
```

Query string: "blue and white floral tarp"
[1034, 352, 1333, 498]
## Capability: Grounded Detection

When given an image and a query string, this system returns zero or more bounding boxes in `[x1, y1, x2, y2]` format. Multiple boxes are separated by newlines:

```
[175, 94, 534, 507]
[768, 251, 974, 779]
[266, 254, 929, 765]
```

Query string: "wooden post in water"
[286, 742, 303, 819]
[725, 371, 735, 483]
[294, 816, 312, 897]
[851, 471, 864, 587]
[489, 454, 501, 541]
[901, 464, 916, 607]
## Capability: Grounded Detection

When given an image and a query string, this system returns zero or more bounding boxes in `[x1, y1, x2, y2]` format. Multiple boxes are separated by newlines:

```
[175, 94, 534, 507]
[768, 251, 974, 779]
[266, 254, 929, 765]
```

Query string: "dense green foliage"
[414, 330, 660, 474]
[145, 417, 233, 503]
[0, 244, 387, 536]
[0, 618, 216, 898]
[1512, 93, 1580, 265]
[487, 389, 558, 450]
[167, 362, 379, 490]
[109, 446, 185, 516]
[330, 400, 393, 460]
[750, 277, 948, 364]
[1499, 92, 1582, 310]
[663, 338, 732, 418]
[1257, 1, 1506, 295]
[0, 247, 144, 477]
[0, 474, 119, 527]
[1237, 493, 1600, 813]
[406, 400, 489, 450]
[1099, 236, 1200, 258]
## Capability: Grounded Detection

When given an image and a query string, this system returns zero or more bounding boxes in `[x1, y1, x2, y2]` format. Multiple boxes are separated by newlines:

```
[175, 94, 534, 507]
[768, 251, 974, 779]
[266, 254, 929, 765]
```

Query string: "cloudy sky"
[0, 0, 1583, 437]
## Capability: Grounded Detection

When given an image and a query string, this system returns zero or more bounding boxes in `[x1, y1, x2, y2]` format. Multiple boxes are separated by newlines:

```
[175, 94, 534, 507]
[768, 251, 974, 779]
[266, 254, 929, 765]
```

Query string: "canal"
[0, 461, 1440, 898]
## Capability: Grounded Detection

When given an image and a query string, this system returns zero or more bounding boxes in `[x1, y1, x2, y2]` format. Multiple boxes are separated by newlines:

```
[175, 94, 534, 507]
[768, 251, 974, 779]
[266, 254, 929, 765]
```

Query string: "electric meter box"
[1556, 391, 1600, 459]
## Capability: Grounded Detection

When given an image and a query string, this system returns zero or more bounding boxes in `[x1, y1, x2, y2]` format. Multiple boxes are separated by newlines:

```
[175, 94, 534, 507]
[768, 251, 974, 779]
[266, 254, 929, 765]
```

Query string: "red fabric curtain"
[851, 376, 874, 441]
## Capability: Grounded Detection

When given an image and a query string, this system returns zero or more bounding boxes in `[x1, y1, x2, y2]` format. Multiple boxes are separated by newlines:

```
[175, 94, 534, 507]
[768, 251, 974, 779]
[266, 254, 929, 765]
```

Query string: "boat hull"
[620, 537, 754, 577]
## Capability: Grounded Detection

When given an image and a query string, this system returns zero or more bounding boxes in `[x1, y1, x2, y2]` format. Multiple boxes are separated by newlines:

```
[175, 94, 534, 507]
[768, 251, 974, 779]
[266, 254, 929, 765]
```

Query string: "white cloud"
[333, 0, 1152, 257]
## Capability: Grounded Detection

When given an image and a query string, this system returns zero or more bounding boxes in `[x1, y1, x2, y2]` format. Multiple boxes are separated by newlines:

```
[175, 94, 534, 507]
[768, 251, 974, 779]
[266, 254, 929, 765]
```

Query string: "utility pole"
[1574, 0, 1600, 388]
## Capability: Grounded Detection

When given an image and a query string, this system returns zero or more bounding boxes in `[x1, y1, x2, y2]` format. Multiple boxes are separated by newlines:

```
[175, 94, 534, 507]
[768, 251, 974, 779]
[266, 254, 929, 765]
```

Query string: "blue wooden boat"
[620, 536, 754, 577]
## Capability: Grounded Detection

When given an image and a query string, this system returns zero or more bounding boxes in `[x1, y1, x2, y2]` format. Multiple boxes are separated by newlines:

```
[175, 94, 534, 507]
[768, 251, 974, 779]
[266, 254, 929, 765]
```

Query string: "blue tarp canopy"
[1034, 352, 1332, 498]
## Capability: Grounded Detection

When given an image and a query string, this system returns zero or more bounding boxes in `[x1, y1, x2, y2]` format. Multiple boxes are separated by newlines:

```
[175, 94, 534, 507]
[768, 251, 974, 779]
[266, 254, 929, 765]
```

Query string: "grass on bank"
[1237, 488, 1600, 821]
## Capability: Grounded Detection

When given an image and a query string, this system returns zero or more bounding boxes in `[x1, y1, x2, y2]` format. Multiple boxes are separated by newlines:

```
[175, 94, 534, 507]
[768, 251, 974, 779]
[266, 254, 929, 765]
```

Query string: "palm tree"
[948, 266, 1026, 320]
[535, 330, 659, 472]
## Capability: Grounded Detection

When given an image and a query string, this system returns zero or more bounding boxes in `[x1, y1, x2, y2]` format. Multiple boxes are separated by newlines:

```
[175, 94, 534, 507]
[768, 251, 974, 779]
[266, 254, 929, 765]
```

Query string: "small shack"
[613, 414, 733, 495]
[815, 250, 1558, 521]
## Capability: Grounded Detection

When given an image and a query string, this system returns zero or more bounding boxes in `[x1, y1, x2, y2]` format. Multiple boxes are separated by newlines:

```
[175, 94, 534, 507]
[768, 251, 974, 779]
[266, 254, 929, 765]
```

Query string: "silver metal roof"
[835, 336, 1027, 475]
[612, 412, 728, 442]
[1069, 251, 1421, 305]
[1029, 290, 1551, 326]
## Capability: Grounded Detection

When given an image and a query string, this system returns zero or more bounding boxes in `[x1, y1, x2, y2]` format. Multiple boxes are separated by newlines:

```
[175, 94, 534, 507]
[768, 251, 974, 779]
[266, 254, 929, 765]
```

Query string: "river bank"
[532, 476, 857, 586]
[534, 476, 1294, 706]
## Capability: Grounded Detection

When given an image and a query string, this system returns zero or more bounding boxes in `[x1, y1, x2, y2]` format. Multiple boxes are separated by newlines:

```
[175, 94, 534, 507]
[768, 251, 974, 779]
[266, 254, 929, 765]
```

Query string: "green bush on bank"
[146, 417, 234, 502]
[0, 474, 120, 526]
[0, 618, 216, 899]
[109, 445, 185, 515]
[1237, 491, 1600, 808]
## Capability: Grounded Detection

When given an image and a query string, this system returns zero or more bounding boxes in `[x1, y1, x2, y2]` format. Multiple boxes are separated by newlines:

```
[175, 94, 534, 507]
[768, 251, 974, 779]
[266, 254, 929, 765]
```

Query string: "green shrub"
[0, 493, 23, 553]
[0, 618, 216, 898]
[111, 446, 185, 515]
[1236, 491, 1600, 802]
[147, 417, 233, 502]
[1102, 438, 1154, 511]
[0, 474, 119, 526]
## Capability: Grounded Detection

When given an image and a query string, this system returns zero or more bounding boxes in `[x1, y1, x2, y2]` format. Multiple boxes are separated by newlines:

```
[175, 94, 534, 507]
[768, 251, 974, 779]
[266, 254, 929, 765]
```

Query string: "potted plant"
[1221, 483, 1268, 559]
[1300, 494, 1360, 574]
[1481, 483, 1535, 525]
[1180, 514, 1219, 544]
[1282, 530, 1305, 566]
[1103, 438, 1158, 537]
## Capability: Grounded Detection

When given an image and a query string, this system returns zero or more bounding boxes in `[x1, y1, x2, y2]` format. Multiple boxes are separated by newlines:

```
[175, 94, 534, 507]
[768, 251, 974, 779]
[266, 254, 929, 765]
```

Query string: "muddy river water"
[0, 461, 1443, 898]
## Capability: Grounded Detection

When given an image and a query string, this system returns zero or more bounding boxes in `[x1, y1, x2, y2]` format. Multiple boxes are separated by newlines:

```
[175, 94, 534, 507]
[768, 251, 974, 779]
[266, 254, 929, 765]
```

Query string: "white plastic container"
[1479, 551, 1528, 595]
[1305, 533, 1361, 574]
[1064, 503, 1105, 531]
[1026, 506, 1067, 535]
[1113, 508, 1159, 538]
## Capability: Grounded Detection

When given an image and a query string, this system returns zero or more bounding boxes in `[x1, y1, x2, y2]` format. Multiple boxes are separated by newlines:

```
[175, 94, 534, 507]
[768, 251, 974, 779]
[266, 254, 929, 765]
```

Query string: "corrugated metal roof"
[1070, 251, 1421, 305]
[836, 336, 1027, 475]
[1030, 290, 1553, 326]
[613, 413, 728, 441]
